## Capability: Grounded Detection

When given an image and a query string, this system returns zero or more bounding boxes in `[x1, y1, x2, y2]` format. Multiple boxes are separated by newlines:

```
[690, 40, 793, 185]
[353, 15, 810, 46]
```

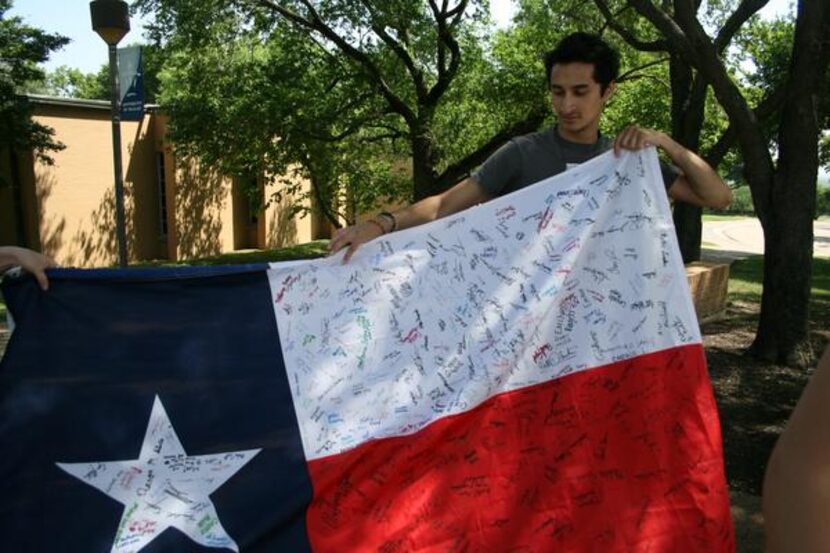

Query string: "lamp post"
[90, 0, 130, 268]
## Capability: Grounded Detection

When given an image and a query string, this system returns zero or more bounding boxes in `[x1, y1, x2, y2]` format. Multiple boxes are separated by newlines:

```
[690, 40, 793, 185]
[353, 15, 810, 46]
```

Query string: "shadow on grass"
[703, 256, 830, 494]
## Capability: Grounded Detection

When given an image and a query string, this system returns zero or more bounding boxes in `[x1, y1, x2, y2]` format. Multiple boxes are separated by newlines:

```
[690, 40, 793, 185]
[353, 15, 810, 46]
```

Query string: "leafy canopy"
[0, 0, 68, 164]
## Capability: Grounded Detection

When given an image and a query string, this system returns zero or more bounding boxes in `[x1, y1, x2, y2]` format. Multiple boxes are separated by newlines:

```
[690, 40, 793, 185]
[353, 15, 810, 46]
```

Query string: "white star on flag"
[56, 396, 261, 553]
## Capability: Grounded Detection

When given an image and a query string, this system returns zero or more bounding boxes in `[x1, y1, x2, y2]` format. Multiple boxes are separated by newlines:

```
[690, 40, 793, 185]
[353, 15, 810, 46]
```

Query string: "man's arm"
[0, 246, 55, 290]
[613, 125, 732, 209]
[763, 344, 830, 552]
[328, 177, 492, 263]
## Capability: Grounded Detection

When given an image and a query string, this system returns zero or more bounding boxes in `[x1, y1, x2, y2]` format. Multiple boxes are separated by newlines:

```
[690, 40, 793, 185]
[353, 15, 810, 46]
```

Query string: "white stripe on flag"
[268, 148, 700, 461]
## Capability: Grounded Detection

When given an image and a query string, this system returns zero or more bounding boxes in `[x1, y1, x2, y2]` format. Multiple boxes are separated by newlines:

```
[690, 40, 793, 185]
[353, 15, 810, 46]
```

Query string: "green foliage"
[735, 15, 794, 98]
[718, 186, 755, 215]
[817, 186, 830, 218]
[134, 0, 538, 221]
[0, 0, 68, 164]
[820, 133, 830, 173]
[139, 43, 162, 104]
[28, 42, 163, 102]
[732, 14, 796, 153]
[153, 22, 409, 224]
[132, 0, 782, 224]
[29, 65, 108, 99]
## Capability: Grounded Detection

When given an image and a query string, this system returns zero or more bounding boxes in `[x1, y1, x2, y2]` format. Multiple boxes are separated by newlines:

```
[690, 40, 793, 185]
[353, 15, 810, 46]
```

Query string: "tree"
[0, 0, 68, 247]
[28, 42, 164, 103]
[29, 65, 108, 99]
[137, 0, 700, 226]
[137, 0, 552, 203]
[600, 0, 829, 365]
[737, 14, 830, 176]
[0, 0, 68, 163]
[151, 25, 413, 226]
[593, 0, 775, 263]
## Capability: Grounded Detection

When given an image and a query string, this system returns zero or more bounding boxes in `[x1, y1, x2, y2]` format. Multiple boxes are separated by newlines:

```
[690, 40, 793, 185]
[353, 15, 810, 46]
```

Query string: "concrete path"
[702, 218, 830, 261]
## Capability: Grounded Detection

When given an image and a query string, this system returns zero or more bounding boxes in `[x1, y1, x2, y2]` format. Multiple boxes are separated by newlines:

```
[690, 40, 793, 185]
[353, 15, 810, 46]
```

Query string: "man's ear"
[603, 81, 616, 102]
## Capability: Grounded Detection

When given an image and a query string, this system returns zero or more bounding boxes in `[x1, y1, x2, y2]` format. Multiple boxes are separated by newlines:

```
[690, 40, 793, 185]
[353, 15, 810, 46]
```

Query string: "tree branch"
[426, 0, 468, 106]
[358, 0, 428, 101]
[705, 84, 786, 167]
[628, 0, 698, 63]
[628, 0, 775, 198]
[715, 0, 770, 53]
[593, 0, 668, 52]
[253, 0, 416, 126]
[616, 57, 671, 82]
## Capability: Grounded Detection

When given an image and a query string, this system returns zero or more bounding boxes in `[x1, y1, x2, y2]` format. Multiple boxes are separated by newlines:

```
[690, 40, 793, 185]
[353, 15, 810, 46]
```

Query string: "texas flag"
[0, 149, 734, 552]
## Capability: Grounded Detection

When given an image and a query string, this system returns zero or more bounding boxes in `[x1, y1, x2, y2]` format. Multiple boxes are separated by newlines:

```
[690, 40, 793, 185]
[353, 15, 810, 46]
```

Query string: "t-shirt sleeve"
[471, 140, 523, 197]
[660, 160, 681, 192]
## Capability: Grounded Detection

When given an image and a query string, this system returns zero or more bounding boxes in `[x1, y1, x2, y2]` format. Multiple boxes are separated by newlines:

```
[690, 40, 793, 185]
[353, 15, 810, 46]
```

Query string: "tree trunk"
[749, 0, 829, 365]
[752, 174, 815, 365]
[411, 110, 441, 201]
[669, 55, 706, 263]
[673, 203, 702, 262]
[309, 173, 343, 229]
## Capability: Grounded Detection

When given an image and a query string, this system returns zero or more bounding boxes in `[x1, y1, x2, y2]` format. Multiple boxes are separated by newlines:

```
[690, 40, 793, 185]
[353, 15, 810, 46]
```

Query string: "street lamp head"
[90, 0, 130, 46]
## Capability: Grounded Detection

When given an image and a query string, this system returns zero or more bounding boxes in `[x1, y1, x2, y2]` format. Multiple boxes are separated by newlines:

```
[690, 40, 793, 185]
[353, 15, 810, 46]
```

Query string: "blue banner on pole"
[118, 46, 144, 121]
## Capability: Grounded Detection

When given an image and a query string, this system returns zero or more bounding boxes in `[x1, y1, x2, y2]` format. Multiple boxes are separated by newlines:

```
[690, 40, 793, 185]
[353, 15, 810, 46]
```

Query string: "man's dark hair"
[543, 32, 620, 92]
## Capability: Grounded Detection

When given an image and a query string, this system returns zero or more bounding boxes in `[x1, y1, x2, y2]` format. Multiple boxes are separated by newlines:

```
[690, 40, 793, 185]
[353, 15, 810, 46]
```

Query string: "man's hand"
[613, 125, 666, 156]
[0, 246, 56, 291]
[328, 221, 386, 264]
[612, 124, 731, 209]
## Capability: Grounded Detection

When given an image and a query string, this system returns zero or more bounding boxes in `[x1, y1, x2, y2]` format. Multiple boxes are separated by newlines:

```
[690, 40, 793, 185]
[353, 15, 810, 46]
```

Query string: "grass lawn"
[728, 255, 830, 302]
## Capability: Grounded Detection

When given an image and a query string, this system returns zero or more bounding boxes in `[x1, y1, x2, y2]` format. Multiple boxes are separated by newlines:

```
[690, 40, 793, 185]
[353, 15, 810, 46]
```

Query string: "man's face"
[549, 62, 614, 139]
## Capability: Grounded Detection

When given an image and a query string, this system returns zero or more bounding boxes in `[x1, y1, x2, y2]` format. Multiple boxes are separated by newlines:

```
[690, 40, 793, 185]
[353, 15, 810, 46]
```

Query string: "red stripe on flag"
[306, 344, 734, 552]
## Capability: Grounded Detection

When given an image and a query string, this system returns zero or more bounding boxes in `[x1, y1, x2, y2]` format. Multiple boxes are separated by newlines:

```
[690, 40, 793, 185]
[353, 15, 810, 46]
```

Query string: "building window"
[155, 152, 168, 238]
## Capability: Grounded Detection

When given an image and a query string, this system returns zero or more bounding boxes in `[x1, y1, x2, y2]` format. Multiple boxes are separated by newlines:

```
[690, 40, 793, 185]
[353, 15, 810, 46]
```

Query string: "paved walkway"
[702, 218, 830, 261]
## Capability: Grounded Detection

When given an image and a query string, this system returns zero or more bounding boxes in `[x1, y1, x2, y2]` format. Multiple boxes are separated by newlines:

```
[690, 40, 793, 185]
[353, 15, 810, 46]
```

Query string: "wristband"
[378, 211, 397, 232]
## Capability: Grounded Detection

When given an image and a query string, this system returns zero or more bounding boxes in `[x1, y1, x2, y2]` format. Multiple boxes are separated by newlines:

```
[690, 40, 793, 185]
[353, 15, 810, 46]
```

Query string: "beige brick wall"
[2, 98, 320, 266]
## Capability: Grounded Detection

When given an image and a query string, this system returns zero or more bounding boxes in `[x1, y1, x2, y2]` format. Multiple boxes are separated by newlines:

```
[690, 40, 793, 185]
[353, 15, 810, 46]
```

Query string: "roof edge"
[22, 93, 161, 112]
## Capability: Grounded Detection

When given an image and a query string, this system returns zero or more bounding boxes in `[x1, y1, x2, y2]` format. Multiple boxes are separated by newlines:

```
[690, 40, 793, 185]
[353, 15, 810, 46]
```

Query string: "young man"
[329, 32, 731, 262]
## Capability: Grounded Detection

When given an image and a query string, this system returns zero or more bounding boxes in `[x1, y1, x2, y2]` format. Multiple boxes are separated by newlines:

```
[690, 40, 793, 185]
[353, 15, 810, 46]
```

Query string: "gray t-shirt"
[472, 126, 679, 197]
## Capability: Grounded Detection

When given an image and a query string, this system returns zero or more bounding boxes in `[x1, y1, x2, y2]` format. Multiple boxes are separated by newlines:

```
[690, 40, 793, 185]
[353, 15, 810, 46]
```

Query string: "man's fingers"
[343, 243, 359, 265]
[616, 125, 650, 152]
[329, 230, 350, 255]
[625, 127, 639, 149]
[329, 221, 384, 261]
